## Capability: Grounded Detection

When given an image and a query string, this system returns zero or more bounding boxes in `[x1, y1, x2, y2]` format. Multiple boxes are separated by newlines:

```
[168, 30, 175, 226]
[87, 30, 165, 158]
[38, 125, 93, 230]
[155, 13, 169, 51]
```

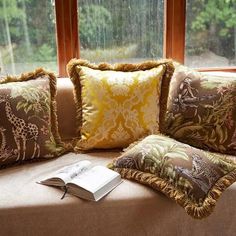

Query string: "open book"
[39, 160, 122, 201]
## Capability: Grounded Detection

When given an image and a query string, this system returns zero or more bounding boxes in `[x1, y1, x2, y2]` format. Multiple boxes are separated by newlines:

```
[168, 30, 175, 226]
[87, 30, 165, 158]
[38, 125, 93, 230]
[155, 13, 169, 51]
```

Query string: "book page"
[68, 166, 120, 193]
[42, 160, 92, 185]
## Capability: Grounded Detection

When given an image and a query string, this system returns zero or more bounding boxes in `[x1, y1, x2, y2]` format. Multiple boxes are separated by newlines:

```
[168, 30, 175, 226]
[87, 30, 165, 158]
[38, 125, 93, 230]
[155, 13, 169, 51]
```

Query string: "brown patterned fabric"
[0, 69, 65, 168]
[66, 59, 175, 150]
[109, 134, 236, 219]
[165, 65, 236, 155]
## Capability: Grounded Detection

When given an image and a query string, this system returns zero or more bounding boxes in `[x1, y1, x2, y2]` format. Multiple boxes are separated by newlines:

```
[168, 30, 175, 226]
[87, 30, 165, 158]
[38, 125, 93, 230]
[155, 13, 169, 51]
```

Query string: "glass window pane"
[78, 0, 164, 63]
[0, 0, 57, 76]
[185, 0, 236, 68]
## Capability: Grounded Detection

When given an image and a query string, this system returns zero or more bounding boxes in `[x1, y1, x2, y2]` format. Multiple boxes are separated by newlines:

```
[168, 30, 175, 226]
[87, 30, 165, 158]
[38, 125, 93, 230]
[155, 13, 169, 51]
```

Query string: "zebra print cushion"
[109, 134, 236, 219]
[0, 69, 65, 168]
[165, 65, 236, 155]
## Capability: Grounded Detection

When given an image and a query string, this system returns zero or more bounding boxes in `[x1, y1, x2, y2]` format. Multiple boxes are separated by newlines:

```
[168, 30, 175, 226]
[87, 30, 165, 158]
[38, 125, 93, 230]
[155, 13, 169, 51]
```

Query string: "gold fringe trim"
[159, 61, 175, 133]
[109, 166, 236, 219]
[0, 68, 68, 159]
[66, 58, 175, 141]
[66, 60, 83, 139]
[67, 58, 174, 72]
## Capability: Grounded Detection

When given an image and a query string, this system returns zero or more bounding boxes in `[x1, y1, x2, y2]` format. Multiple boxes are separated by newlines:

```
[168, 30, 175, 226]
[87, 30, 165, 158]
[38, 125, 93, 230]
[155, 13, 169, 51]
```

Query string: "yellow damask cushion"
[67, 59, 174, 150]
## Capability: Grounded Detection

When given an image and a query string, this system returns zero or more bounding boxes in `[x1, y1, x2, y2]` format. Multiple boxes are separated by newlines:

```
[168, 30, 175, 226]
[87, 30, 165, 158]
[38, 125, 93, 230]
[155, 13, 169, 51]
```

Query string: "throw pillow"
[0, 68, 65, 168]
[165, 65, 236, 155]
[109, 134, 236, 219]
[67, 59, 174, 150]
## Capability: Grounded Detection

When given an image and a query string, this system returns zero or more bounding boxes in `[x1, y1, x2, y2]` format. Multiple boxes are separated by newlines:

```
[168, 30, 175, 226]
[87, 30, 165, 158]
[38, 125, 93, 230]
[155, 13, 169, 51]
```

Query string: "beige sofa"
[0, 78, 236, 236]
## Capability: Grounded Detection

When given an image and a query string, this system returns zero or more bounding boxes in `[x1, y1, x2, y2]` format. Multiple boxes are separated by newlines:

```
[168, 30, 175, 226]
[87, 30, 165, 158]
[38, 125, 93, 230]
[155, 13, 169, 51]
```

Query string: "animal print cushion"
[109, 134, 236, 219]
[164, 65, 236, 155]
[0, 69, 65, 168]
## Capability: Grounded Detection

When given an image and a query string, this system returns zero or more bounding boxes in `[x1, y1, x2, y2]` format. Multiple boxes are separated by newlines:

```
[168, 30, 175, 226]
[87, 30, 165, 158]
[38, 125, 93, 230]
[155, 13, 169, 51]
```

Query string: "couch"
[0, 77, 236, 236]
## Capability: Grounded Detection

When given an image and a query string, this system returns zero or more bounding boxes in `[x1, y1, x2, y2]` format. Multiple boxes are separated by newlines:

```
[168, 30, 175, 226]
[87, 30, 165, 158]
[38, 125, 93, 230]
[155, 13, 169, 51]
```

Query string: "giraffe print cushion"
[0, 69, 65, 168]
[164, 65, 236, 155]
[109, 134, 236, 219]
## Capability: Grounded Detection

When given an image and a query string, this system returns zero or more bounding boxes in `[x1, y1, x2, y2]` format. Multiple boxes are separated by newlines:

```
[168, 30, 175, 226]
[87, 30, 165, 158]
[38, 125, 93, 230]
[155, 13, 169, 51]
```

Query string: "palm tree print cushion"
[109, 134, 236, 219]
[0, 69, 65, 168]
[165, 65, 236, 155]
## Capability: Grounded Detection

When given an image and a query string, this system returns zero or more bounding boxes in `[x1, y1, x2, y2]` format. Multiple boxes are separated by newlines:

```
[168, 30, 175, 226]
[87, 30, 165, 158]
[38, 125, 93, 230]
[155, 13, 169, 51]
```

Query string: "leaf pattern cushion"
[67, 59, 174, 150]
[0, 69, 65, 168]
[164, 65, 236, 155]
[109, 134, 236, 219]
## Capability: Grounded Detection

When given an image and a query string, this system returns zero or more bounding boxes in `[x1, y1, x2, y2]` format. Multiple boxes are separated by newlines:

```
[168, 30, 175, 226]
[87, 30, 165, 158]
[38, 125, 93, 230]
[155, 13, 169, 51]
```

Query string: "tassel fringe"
[109, 166, 236, 219]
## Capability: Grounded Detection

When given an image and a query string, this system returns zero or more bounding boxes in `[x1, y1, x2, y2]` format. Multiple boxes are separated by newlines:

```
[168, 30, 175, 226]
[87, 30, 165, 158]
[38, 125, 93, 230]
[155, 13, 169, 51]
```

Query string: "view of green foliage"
[0, 0, 56, 74]
[186, 0, 236, 62]
[79, 4, 112, 49]
[0, 0, 235, 75]
[79, 0, 164, 60]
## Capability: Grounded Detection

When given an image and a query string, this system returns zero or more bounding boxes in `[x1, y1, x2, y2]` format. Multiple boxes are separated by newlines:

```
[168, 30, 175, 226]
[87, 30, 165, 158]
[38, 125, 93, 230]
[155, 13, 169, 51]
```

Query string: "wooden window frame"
[164, 0, 186, 64]
[164, 0, 236, 73]
[55, 0, 79, 77]
[55, 0, 236, 77]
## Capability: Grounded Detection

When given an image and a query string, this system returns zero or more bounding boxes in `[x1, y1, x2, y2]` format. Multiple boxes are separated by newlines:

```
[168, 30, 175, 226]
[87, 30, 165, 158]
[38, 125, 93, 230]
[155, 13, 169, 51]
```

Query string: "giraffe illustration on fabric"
[0, 127, 6, 152]
[0, 95, 40, 160]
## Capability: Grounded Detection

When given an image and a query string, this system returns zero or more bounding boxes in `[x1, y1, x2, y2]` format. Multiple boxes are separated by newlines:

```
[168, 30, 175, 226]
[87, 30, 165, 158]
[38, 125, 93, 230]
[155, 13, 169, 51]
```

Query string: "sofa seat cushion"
[0, 152, 236, 236]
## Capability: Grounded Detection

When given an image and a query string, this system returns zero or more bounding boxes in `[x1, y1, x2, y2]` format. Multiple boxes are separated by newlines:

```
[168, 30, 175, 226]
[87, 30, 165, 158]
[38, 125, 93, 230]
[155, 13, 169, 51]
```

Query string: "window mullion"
[164, 0, 186, 64]
[55, 0, 79, 77]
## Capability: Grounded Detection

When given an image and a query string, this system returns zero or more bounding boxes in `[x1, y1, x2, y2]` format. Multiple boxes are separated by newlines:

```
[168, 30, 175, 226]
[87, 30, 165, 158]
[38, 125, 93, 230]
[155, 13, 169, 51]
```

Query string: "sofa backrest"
[56, 78, 77, 141]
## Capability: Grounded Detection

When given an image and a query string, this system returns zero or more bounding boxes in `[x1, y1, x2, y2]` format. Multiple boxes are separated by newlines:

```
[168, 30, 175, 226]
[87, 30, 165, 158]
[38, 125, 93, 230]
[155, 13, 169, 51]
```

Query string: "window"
[0, 0, 57, 76]
[79, 0, 164, 63]
[1, 0, 236, 77]
[185, 0, 236, 68]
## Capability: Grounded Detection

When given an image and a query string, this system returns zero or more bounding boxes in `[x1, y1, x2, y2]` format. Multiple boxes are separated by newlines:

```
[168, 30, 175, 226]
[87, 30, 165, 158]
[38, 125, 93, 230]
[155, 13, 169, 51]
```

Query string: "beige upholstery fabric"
[0, 152, 236, 236]
[0, 77, 236, 236]
[56, 78, 77, 141]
